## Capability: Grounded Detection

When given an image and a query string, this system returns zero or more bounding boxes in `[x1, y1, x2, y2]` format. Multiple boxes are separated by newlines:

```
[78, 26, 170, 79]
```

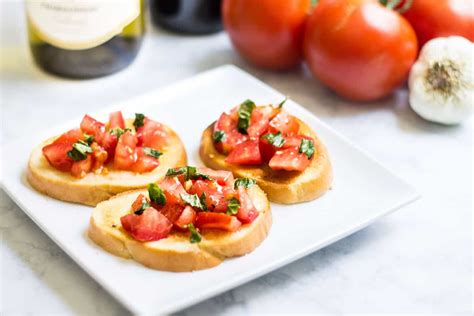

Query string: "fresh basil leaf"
[134, 195, 151, 215]
[278, 97, 288, 109]
[226, 197, 240, 215]
[299, 139, 315, 159]
[166, 166, 213, 181]
[67, 140, 92, 161]
[186, 223, 201, 243]
[237, 99, 256, 134]
[234, 178, 256, 189]
[133, 113, 145, 130]
[83, 133, 94, 145]
[199, 193, 208, 211]
[262, 132, 285, 148]
[109, 127, 131, 138]
[213, 130, 227, 143]
[143, 147, 162, 159]
[148, 183, 166, 206]
[180, 193, 206, 211]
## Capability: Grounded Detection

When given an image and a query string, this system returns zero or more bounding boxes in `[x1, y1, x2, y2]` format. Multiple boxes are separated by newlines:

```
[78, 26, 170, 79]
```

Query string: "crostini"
[200, 99, 332, 204]
[88, 166, 271, 272]
[27, 111, 187, 206]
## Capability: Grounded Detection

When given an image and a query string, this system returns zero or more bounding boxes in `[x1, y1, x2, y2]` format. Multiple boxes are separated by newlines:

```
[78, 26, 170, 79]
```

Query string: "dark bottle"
[150, 0, 223, 35]
[26, 0, 145, 79]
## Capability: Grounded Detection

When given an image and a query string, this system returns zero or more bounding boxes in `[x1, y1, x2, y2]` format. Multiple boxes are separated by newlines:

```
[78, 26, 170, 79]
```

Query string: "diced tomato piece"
[247, 107, 275, 138]
[42, 142, 74, 172]
[159, 177, 187, 205]
[113, 131, 138, 170]
[53, 128, 83, 145]
[189, 180, 228, 212]
[136, 119, 168, 149]
[259, 136, 278, 162]
[157, 202, 184, 223]
[131, 147, 160, 173]
[91, 143, 108, 172]
[80, 115, 106, 142]
[213, 113, 248, 154]
[174, 206, 197, 229]
[131, 194, 148, 213]
[71, 154, 93, 178]
[268, 112, 300, 135]
[226, 139, 262, 165]
[108, 111, 125, 129]
[120, 208, 172, 242]
[197, 167, 234, 187]
[282, 135, 314, 148]
[236, 187, 259, 224]
[195, 212, 242, 232]
[100, 132, 118, 160]
[269, 147, 311, 171]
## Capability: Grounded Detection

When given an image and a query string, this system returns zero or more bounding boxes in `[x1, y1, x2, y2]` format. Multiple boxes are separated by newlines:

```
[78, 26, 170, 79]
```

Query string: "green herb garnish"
[133, 113, 145, 130]
[186, 223, 201, 243]
[67, 140, 93, 161]
[262, 132, 285, 148]
[213, 130, 227, 143]
[83, 133, 94, 145]
[180, 193, 207, 211]
[299, 139, 315, 159]
[234, 178, 257, 189]
[143, 147, 162, 159]
[110, 127, 131, 138]
[199, 193, 208, 211]
[148, 183, 166, 206]
[226, 197, 240, 215]
[166, 166, 213, 181]
[237, 99, 256, 134]
[278, 97, 288, 109]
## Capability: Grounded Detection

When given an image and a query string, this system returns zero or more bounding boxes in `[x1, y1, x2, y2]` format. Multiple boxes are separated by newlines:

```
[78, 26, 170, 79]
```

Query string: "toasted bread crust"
[88, 186, 271, 272]
[199, 117, 333, 204]
[27, 123, 187, 206]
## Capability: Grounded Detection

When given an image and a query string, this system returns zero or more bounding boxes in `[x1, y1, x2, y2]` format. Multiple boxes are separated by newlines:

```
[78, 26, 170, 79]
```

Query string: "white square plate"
[1, 65, 418, 314]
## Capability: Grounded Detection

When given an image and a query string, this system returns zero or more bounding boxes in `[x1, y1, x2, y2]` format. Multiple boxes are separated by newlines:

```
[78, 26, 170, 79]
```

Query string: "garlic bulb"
[408, 36, 473, 125]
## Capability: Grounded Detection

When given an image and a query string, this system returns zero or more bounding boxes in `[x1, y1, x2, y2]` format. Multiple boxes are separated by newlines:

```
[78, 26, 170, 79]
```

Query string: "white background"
[1, 1, 472, 315]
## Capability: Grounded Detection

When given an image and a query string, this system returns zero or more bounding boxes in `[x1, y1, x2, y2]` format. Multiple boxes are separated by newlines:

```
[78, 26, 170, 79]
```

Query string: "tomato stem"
[379, 0, 412, 13]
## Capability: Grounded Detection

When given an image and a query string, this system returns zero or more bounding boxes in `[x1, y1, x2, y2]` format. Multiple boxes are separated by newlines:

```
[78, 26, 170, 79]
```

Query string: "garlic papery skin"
[408, 36, 473, 125]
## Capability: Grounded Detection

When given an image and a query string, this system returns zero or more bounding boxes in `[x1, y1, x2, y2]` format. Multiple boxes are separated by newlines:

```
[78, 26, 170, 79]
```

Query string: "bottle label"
[26, 0, 140, 50]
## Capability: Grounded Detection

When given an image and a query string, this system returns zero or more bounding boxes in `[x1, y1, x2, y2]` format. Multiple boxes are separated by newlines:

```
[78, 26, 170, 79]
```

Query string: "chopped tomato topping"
[91, 143, 108, 172]
[136, 119, 168, 149]
[247, 107, 276, 138]
[71, 154, 93, 178]
[236, 187, 259, 224]
[213, 113, 248, 154]
[131, 147, 160, 173]
[120, 208, 172, 242]
[113, 131, 138, 170]
[108, 111, 125, 129]
[195, 212, 242, 232]
[282, 135, 314, 148]
[158, 177, 187, 205]
[157, 202, 184, 223]
[53, 128, 83, 145]
[174, 206, 197, 230]
[80, 115, 105, 143]
[268, 112, 300, 135]
[189, 180, 228, 212]
[42, 142, 74, 172]
[197, 167, 234, 187]
[226, 139, 262, 165]
[259, 136, 278, 162]
[269, 147, 311, 171]
[131, 194, 148, 213]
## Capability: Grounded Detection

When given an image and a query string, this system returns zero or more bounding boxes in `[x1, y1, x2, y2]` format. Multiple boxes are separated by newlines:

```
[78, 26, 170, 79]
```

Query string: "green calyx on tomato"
[379, 0, 412, 13]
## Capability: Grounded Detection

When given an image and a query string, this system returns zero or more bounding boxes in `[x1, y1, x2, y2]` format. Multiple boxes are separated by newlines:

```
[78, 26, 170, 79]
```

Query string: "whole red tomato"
[303, 0, 418, 101]
[402, 0, 474, 47]
[223, 0, 311, 70]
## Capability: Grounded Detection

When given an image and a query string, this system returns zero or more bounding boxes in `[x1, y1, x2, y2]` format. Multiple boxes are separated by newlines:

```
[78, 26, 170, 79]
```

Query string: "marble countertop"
[1, 2, 472, 315]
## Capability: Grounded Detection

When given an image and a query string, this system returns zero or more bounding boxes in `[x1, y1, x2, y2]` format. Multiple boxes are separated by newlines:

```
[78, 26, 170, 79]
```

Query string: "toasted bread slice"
[88, 185, 271, 272]
[200, 117, 332, 204]
[27, 122, 187, 206]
